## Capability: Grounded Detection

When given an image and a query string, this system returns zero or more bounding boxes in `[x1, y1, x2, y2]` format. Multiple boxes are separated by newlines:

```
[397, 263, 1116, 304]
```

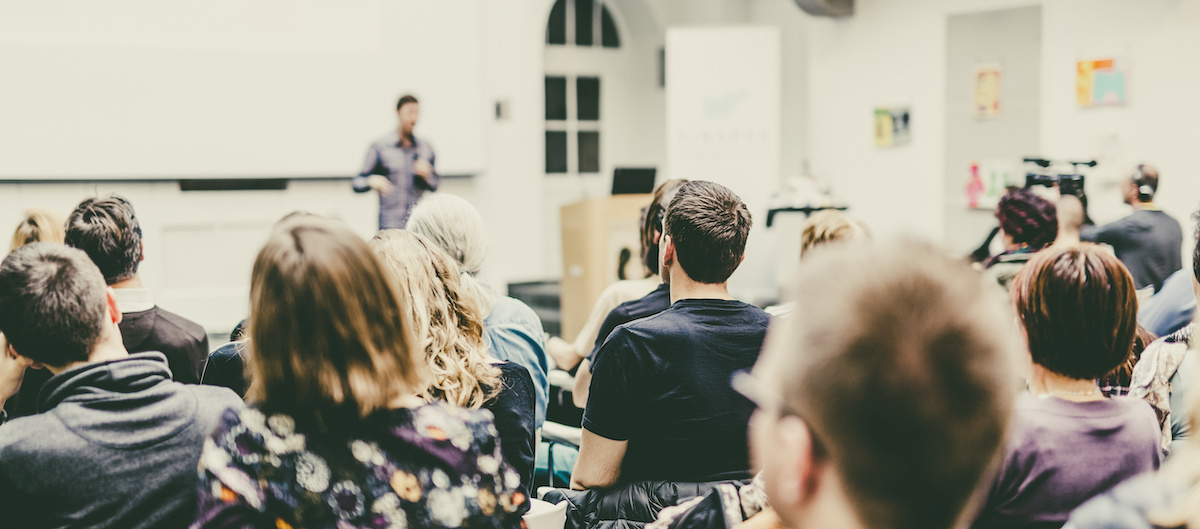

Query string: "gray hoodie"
[0, 352, 243, 529]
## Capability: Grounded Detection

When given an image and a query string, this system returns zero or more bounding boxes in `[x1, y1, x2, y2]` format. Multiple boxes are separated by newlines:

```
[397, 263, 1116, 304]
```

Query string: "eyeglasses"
[731, 370, 827, 457]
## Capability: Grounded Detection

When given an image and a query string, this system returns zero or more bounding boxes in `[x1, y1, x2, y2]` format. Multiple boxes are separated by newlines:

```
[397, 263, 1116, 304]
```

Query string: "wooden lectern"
[559, 194, 651, 342]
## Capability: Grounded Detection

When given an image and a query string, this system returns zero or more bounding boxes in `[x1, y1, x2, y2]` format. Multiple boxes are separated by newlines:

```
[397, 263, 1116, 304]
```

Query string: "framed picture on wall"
[973, 64, 1002, 119]
[874, 107, 911, 148]
[1077, 58, 1128, 107]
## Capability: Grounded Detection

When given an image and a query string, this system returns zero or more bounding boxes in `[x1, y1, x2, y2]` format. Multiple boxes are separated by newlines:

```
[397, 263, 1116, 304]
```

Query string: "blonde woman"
[406, 194, 549, 428]
[370, 229, 537, 500]
[765, 209, 868, 318]
[194, 217, 526, 529]
[9, 208, 65, 253]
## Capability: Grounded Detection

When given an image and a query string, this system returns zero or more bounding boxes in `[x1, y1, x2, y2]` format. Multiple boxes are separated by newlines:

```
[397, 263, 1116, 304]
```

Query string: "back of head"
[9, 208, 66, 254]
[1056, 195, 1085, 234]
[760, 241, 1017, 529]
[1012, 244, 1137, 380]
[247, 217, 423, 429]
[996, 188, 1058, 249]
[405, 193, 494, 316]
[664, 181, 752, 284]
[64, 195, 142, 285]
[642, 179, 688, 275]
[0, 243, 108, 367]
[799, 210, 867, 259]
[1133, 164, 1160, 202]
[368, 229, 499, 409]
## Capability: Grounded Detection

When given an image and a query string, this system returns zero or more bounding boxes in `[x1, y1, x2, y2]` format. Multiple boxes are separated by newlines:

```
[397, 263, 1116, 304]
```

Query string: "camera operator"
[1082, 164, 1183, 296]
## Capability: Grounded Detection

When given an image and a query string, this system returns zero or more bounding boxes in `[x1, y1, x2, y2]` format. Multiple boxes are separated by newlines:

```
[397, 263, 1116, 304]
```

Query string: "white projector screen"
[0, 0, 485, 179]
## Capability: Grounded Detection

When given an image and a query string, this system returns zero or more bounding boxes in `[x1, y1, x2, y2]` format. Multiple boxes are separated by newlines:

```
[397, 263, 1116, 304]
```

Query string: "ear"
[105, 288, 123, 326]
[5, 341, 39, 370]
[139, 241, 145, 263]
[772, 416, 824, 508]
[660, 234, 675, 266]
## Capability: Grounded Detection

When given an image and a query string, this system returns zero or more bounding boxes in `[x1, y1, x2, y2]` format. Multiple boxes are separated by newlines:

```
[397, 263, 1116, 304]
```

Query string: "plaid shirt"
[351, 132, 439, 229]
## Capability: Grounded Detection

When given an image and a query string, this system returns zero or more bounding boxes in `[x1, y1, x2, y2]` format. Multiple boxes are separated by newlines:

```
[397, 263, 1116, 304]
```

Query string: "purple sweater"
[971, 394, 1161, 529]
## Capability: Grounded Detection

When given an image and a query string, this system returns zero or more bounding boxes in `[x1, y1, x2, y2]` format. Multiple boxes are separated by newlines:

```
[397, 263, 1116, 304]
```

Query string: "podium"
[559, 194, 652, 342]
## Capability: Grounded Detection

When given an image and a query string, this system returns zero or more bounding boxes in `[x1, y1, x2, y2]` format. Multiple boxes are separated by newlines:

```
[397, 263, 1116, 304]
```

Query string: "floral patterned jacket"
[192, 402, 529, 529]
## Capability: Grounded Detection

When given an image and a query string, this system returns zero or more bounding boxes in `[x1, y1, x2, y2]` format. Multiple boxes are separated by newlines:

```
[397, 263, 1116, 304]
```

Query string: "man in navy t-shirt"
[571, 181, 769, 488]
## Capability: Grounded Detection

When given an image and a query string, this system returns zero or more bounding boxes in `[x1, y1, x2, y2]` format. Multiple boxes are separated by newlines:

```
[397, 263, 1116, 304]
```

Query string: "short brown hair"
[397, 94, 419, 111]
[759, 241, 1016, 529]
[0, 243, 108, 367]
[247, 217, 424, 429]
[663, 181, 752, 284]
[65, 195, 142, 285]
[1011, 243, 1137, 379]
[799, 210, 865, 258]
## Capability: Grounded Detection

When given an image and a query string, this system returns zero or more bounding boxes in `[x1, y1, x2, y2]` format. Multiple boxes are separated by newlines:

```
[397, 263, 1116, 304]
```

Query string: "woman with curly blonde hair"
[370, 229, 537, 499]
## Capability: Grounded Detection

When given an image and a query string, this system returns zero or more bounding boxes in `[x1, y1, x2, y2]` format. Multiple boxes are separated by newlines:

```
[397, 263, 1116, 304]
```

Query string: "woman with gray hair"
[407, 193, 549, 428]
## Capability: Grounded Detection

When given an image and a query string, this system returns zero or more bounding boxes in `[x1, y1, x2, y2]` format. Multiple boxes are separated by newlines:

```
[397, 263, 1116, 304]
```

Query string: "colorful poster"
[1077, 58, 1127, 107]
[973, 64, 1002, 119]
[873, 107, 911, 148]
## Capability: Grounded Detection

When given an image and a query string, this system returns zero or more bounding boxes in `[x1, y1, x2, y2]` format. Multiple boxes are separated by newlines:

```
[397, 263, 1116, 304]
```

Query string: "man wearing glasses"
[741, 242, 1018, 529]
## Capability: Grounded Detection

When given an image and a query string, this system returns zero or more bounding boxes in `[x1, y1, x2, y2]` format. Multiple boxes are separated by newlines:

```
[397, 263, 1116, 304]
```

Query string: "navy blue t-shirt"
[588, 283, 672, 364]
[582, 298, 769, 483]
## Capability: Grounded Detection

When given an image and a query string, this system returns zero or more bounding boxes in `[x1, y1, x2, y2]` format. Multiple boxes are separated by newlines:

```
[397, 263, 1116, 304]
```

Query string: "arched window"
[545, 1, 620, 174]
[547, 0, 620, 48]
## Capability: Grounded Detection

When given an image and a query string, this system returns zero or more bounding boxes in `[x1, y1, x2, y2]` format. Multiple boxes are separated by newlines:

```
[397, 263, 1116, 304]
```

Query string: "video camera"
[1023, 158, 1095, 197]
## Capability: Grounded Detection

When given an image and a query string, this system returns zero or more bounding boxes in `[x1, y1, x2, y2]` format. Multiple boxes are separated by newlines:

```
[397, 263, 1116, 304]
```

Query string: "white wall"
[805, 0, 1199, 268]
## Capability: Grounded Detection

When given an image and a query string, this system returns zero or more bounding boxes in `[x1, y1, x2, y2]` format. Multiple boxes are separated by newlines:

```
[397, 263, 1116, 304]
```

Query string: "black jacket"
[542, 479, 751, 529]
[120, 306, 209, 384]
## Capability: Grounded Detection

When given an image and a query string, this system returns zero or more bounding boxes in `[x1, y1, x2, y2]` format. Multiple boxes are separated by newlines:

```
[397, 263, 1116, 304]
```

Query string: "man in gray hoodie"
[0, 243, 243, 529]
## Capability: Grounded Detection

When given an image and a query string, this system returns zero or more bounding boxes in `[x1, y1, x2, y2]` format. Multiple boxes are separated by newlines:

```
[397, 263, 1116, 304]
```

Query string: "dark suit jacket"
[120, 306, 209, 384]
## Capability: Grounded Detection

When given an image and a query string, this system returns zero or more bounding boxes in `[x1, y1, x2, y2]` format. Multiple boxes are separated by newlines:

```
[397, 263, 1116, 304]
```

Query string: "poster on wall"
[873, 107, 911, 148]
[966, 159, 1019, 209]
[973, 64, 1002, 119]
[1076, 58, 1127, 107]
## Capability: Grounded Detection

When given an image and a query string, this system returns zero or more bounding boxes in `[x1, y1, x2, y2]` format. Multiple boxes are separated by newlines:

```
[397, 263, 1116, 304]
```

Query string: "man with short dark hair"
[746, 242, 1017, 529]
[64, 195, 208, 383]
[1083, 164, 1183, 293]
[352, 94, 439, 229]
[0, 243, 242, 529]
[572, 181, 768, 491]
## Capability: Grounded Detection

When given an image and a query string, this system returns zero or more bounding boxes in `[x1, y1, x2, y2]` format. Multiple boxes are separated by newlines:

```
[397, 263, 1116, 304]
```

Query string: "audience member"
[66, 195, 208, 382]
[8, 207, 65, 253]
[764, 209, 867, 318]
[572, 181, 766, 491]
[1056, 194, 1086, 246]
[570, 179, 686, 408]
[1138, 268, 1197, 337]
[972, 244, 1161, 529]
[370, 229, 537, 499]
[1083, 164, 1183, 294]
[548, 179, 686, 373]
[193, 217, 527, 529]
[672, 241, 1018, 529]
[983, 188, 1058, 291]
[2, 207, 66, 417]
[0, 243, 242, 529]
[407, 193, 550, 427]
[1129, 210, 1200, 456]
[1066, 337, 1200, 528]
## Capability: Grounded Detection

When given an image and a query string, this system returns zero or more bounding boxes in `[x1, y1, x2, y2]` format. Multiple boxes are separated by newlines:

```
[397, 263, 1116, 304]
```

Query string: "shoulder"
[147, 306, 207, 344]
[0, 413, 67, 454]
[372, 132, 400, 148]
[489, 296, 540, 322]
[1064, 471, 1172, 529]
[497, 361, 534, 388]
[208, 341, 247, 363]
